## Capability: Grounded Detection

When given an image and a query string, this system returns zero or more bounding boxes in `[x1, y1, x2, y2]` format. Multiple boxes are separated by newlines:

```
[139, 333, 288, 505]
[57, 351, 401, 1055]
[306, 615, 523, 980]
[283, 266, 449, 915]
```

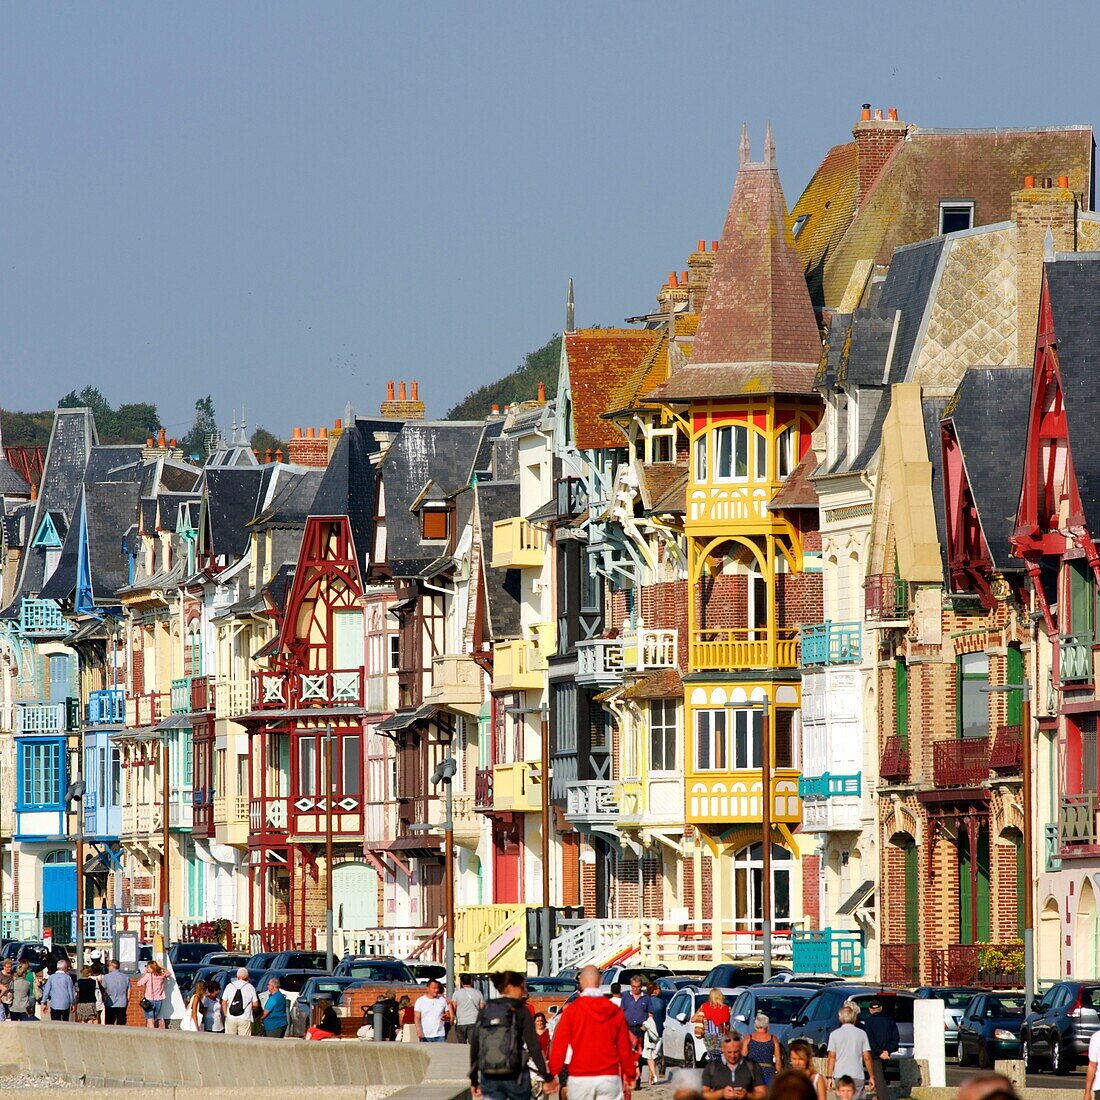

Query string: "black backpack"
[476, 999, 524, 1079]
[228, 983, 245, 1017]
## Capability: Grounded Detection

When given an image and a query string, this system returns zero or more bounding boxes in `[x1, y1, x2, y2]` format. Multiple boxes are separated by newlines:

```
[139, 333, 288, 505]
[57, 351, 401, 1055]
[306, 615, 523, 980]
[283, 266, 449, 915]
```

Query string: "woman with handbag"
[693, 987, 732, 1062]
[182, 979, 206, 1032]
[136, 961, 167, 1029]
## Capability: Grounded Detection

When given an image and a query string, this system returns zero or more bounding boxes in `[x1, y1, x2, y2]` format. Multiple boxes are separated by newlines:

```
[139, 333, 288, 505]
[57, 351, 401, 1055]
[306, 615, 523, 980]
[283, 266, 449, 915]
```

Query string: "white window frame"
[777, 425, 796, 481]
[694, 709, 728, 771]
[649, 700, 678, 773]
[938, 200, 975, 235]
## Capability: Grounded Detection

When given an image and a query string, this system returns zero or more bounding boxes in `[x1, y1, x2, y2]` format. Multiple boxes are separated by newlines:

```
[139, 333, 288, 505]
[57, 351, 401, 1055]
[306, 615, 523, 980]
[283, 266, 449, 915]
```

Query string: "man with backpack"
[221, 967, 259, 1037]
[469, 970, 557, 1099]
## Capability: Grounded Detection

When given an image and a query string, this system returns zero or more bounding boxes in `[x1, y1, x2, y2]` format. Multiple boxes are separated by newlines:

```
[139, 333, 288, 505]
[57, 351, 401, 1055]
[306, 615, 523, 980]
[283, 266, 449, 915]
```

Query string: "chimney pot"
[292, 427, 302, 439]
[252, 448, 259, 459]
[1024, 175, 1035, 188]
[411, 380, 419, 400]
[168, 438, 176, 448]
[386, 380, 395, 400]
[668, 271, 677, 286]
[319, 426, 328, 439]
[334, 417, 342, 431]
[307, 426, 316, 439]
[275, 449, 283, 462]
[888, 107, 898, 121]
[711, 241, 718, 251]
[537, 381, 546, 402]
[874, 108, 883, 121]
[264, 449, 272, 463]
[398, 381, 407, 400]
[146, 437, 153, 447]
[697, 239, 706, 252]
[1060, 174, 1070, 189]
[491, 404, 500, 415]
[860, 103, 872, 121]
[681, 271, 689, 284]
[157, 428, 166, 447]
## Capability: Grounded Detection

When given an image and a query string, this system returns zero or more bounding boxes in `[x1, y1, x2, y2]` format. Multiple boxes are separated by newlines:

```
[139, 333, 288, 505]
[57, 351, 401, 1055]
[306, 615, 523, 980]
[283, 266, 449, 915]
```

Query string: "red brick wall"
[853, 119, 907, 205]
[801, 853, 821, 930]
[560, 832, 580, 908]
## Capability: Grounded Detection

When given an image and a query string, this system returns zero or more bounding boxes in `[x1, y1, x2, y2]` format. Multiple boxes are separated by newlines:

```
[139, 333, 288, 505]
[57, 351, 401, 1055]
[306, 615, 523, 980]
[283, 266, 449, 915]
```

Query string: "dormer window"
[939, 201, 974, 234]
[792, 214, 810, 239]
[421, 507, 449, 541]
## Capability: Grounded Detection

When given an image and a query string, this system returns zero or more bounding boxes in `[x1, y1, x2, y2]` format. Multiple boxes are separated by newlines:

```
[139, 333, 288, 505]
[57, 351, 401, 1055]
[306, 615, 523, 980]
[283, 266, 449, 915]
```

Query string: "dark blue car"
[956, 992, 1025, 1068]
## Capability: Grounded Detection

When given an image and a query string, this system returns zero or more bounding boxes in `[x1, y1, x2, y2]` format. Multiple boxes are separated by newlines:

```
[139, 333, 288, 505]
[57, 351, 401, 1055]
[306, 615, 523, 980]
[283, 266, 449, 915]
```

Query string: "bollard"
[995, 1059, 1026, 1091]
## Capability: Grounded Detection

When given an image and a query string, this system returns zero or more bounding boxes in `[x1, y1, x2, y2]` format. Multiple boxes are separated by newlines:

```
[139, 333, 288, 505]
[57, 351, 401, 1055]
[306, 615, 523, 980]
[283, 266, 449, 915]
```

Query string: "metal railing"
[881, 942, 920, 986]
[879, 736, 910, 783]
[864, 574, 908, 623]
[551, 919, 636, 974]
[792, 928, 864, 976]
[927, 944, 1023, 988]
[797, 773, 862, 799]
[990, 724, 1023, 772]
[800, 621, 862, 666]
[932, 737, 990, 788]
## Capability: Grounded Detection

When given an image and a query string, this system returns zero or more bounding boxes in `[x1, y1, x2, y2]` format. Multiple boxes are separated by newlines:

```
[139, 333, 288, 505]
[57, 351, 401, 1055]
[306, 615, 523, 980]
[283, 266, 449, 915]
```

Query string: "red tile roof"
[565, 329, 660, 450]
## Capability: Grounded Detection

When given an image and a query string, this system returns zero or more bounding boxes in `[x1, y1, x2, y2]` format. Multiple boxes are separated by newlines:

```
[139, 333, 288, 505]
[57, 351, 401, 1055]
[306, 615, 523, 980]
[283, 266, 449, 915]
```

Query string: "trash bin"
[371, 997, 399, 1041]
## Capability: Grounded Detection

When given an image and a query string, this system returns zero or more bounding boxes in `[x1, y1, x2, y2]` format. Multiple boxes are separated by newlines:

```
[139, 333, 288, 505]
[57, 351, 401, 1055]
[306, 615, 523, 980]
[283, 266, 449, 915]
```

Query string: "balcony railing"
[1045, 822, 1062, 871]
[880, 942, 920, 986]
[927, 944, 1023, 988]
[565, 780, 620, 824]
[879, 735, 910, 783]
[797, 773, 862, 799]
[15, 701, 72, 734]
[932, 737, 990, 788]
[687, 770, 801, 825]
[491, 518, 546, 570]
[86, 688, 125, 726]
[792, 928, 864, 977]
[493, 761, 543, 813]
[801, 621, 862, 667]
[474, 768, 494, 812]
[493, 638, 547, 692]
[690, 628, 799, 671]
[990, 724, 1023, 773]
[1060, 632, 1093, 683]
[802, 796, 863, 831]
[252, 669, 363, 709]
[577, 628, 679, 686]
[865, 574, 909, 624]
[1060, 793, 1099, 851]
[556, 477, 586, 519]
[576, 639, 627, 686]
[18, 598, 67, 637]
[125, 692, 170, 728]
[249, 797, 289, 833]
[171, 675, 210, 714]
[212, 678, 250, 720]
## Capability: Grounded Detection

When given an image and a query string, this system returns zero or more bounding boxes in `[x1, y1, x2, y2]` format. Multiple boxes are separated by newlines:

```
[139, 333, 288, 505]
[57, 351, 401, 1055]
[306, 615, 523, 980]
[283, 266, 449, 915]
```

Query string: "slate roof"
[202, 467, 267, 559]
[83, 445, 144, 486]
[652, 131, 822, 402]
[1045, 255, 1100, 534]
[940, 366, 1031, 571]
[476, 480, 522, 639]
[768, 449, 820, 511]
[604, 315, 698, 416]
[0, 452, 30, 497]
[251, 469, 324, 529]
[380, 421, 486, 576]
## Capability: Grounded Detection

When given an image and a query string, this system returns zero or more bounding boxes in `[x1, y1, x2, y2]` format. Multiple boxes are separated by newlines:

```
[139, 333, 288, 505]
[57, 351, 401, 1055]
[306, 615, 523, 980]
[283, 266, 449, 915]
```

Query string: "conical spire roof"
[660, 124, 820, 398]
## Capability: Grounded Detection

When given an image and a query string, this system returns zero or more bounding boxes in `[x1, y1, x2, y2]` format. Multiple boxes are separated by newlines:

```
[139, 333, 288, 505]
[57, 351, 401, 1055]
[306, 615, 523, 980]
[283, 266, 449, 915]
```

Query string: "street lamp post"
[65, 780, 86, 967]
[324, 726, 335, 972]
[983, 680, 1034, 1014]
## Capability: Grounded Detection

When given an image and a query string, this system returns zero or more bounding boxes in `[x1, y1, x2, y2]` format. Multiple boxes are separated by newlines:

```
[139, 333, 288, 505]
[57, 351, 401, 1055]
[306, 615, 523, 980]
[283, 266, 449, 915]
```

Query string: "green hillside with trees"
[445, 334, 561, 420]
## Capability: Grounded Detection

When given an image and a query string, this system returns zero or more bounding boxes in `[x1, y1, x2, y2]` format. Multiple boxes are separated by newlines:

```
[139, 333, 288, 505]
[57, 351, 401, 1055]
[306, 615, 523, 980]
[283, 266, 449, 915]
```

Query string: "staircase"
[454, 905, 527, 972]
[550, 919, 638, 974]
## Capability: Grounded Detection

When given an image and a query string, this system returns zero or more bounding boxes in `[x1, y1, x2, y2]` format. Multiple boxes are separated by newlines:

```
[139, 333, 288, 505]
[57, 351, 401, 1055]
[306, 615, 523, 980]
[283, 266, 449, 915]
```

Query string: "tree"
[181, 396, 218, 457]
[445, 334, 561, 420]
[251, 425, 286, 460]
[114, 402, 161, 443]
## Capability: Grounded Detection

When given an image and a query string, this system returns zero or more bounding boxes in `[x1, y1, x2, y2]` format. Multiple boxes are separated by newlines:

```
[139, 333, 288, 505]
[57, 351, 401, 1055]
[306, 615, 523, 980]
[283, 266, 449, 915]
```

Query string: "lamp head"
[431, 757, 458, 786]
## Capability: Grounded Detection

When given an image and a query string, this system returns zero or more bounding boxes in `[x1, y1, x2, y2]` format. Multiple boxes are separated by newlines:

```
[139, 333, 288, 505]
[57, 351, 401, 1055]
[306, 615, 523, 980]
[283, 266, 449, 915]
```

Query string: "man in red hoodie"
[549, 964, 637, 1100]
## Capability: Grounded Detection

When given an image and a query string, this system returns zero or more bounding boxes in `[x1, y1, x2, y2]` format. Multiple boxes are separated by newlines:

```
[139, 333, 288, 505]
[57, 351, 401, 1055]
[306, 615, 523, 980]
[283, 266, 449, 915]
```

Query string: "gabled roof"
[475, 480, 522, 640]
[604, 315, 698, 417]
[651, 127, 821, 402]
[251, 468, 324, 529]
[564, 329, 659, 448]
[202, 467, 267, 559]
[941, 366, 1031, 571]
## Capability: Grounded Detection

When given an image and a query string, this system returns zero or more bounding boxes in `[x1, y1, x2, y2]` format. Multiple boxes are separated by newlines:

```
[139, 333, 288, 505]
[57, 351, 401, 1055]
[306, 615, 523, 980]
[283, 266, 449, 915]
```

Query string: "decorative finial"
[566, 278, 575, 332]
[739, 123, 750, 168]
[764, 121, 775, 168]
[1044, 226, 1055, 262]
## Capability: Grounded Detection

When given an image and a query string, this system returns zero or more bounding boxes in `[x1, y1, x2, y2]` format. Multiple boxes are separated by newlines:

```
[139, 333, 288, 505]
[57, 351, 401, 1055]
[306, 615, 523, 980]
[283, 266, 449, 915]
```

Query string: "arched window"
[43, 849, 75, 864]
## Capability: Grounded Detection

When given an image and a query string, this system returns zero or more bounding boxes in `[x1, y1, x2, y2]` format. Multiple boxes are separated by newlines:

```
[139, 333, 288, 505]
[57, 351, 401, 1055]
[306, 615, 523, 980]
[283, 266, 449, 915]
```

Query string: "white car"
[663, 987, 741, 1067]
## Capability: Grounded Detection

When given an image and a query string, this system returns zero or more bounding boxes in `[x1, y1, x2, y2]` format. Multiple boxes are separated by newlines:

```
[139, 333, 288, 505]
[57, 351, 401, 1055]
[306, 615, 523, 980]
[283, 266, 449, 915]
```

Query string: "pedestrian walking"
[533, 1012, 552, 1061]
[621, 974, 654, 1082]
[468, 970, 555, 1100]
[136, 960, 168, 1029]
[260, 977, 289, 1038]
[221, 967, 259, 1037]
[787, 1039, 827, 1100]
[100, 959, 131, 1025]
[0, 959, 14, 1022]
[74, 965, 101, 1023]
[645, 981, 668, 1087]
[202, 981, 224, 1032]
[41, 959, 75, 1021]
[9, 963, 36, 1021]
[182, 978, 206, 1031]
[548, 964, 636, 1100]
[861, 997, 898, 1100]
[693, 989, 732, 1063]
[700, 1033, 766, 1100]
[826, 1002, 873, 1100]
[451, 973, 486, 1043]
[415, 978, 452, 1043]
[741, 1013, 781, 1085]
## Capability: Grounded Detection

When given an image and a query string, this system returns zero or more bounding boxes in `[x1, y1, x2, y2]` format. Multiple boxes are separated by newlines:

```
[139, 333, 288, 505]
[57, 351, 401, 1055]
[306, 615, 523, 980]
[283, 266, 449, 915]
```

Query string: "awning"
[525, 499, 558, 524]
[252, 634, 281, 660]
[236, 706, 367, 725]
[386, 597, 417, 617]
[375, 704, 437, 733]
[621, 669, 684, 701]
[837, 879, 876, 917]
[153, 714, 194, 731]
[109, 726, 156, 742]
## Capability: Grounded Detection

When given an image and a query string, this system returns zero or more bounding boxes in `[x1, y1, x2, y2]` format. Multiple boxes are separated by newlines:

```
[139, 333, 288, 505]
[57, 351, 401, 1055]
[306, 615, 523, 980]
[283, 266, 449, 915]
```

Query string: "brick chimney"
[686, 239, 717, 313]
[379, 379, 426, 420]
[852, 103, 907, 208]
[1014, 175, 1079, 364]
[285, 425, 332, 468]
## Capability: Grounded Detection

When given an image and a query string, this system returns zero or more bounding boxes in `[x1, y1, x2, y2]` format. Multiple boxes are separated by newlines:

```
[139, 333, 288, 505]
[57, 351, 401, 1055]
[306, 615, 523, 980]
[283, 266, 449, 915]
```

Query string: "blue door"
[42, 862, 76, 939]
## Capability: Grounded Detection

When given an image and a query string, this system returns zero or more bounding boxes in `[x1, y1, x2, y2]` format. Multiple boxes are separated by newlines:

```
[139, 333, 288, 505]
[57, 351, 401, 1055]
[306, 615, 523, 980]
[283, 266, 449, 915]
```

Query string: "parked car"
[914, 986, 983, 1054]
[657, 975, 709, 994]
[600, 965, 673, 988]
[700, 964, 791, 989]
[198, 951, 249, 970]
[267, 950, 331, 972]
[167, 941, 223, 993]
[404, 961, 447, 985]
[663, 988, 713, 1067]
[1021, 980, 1100, 1072]
[192, 964, 239, 993]
[6, 941, 71, 973]
[249, 968, 329, 1007]
[525, 976, 578, 996]
[729, 985, 819, 1045]
[332, 956, 417, 984]
[957, 992, 1026, 1068]
[765, 972, 842, 986]
[245, 952, 279, 972]
[787, 984, 915, 1071]
[288, 976, 366, 1037]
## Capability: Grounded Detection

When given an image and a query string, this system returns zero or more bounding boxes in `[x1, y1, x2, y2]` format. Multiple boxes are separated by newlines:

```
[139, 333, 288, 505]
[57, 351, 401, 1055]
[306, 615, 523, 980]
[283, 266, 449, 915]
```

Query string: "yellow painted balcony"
[491, 518, 546, 570]
[493, 761, 543, 813]
[493, 638, 547, 692]
[690, 628, 799, 671]
[213, 794, 249, 847]
[686, 769, 802, 825]
[429, 654, 484, 711]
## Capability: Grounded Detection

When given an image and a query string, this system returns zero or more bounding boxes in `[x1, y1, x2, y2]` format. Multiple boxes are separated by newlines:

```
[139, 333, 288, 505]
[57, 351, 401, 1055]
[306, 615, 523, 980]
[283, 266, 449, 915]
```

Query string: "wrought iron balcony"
[932, 737, 990, 788]
[989, 724, 1023, 773]
[880, 943, 920, 986]
[491, 518, 546, 570]
[1060, 632, 1093, 683]
[86, 688, 125, 726]
[565, 780, 620, 825]
[1060, 792, 1099, 852]
[927, 944, 1023, 989]
[18, 598, 67, 637]
[474, 767, 494, 812]
[879, 735, 910, 783]
[690, 628, 798, 671]
[797, 773, 861, 799]
[864, 574, 909, 624]
[171, 675, 210, 714]
[800, 621, 861, 667]
[792, 928, 864, 977]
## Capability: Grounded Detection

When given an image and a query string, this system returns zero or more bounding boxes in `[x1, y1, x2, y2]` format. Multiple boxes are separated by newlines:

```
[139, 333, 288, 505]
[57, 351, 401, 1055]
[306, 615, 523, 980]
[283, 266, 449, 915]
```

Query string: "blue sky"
[1, 1, 1096, 437]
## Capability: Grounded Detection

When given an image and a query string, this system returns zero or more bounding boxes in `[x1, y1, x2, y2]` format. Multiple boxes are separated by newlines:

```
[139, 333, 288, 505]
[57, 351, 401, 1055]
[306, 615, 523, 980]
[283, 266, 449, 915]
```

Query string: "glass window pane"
[695, 435, 708, 482]
[755, 432, 767, 480]
[695, 712, 711, 770]
[299, 737, 317, 796]
[342, 736, 361, 796]
[715, 428, 732, 480]
[734, 428, 748, 479]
